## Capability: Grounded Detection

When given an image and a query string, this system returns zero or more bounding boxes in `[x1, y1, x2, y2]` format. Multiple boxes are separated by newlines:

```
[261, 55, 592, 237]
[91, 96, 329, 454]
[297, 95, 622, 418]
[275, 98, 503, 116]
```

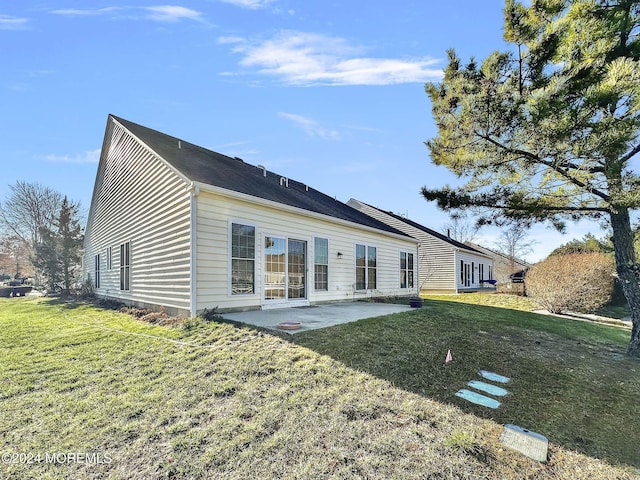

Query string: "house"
[347, 199, 494, 294]
[82, 115, 419, 316]
[463, 242, 531, 291]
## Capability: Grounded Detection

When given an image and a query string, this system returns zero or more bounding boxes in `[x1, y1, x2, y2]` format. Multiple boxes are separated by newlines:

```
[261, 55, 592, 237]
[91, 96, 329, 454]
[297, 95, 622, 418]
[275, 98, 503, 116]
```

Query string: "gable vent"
[280, 177, 289, 187]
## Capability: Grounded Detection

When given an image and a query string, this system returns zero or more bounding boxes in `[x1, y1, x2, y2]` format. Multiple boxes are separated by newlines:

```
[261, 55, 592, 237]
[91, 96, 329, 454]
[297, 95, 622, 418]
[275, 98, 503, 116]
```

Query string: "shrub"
[78, 278, 95, 299]
[525, 253, 615, 314]
[198, 307, 221, 322]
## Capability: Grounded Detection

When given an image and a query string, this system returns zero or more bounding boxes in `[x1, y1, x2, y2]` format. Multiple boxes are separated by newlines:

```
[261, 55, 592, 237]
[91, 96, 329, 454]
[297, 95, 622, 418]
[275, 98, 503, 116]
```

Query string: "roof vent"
[280, 177, 289, 188]
[257, 165, 267, 177]
[233, 156, 244, 163]
[178, 140, 182, 149]
[305, 185, 309, 192]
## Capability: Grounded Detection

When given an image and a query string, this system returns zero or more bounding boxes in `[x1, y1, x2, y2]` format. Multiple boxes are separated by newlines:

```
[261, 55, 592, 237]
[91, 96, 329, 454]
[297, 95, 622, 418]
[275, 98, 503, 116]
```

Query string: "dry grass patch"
[0, 298, 637, 479]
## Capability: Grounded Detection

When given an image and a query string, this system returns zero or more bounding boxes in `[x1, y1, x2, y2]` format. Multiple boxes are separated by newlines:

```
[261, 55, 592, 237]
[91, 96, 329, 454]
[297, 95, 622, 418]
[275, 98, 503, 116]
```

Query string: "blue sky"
[0, 0, 605, 261]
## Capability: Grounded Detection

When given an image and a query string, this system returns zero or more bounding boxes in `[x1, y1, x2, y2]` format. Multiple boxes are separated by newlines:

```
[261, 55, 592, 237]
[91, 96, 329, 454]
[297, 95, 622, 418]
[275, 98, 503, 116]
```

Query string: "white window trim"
[119, 240, 131, 292]
[400, 251, 415, 289]
[355, 243, 378, 291]
[228, 220, 258, 297]
[94, 254, 101, 289]
[313, 236, 329, 292]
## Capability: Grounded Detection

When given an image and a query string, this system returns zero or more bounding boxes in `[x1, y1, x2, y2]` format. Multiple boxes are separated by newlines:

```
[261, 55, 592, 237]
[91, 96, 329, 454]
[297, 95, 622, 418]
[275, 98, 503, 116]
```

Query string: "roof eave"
[193, 181, 418, 244]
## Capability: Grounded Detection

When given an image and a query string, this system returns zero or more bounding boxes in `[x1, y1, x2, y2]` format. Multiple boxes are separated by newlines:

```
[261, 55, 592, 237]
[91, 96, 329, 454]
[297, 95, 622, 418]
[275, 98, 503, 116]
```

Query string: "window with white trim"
[400, 252, 415, 289]
[356, 244, 376, 290]
[314, 237, 328, 291]
[106, 246, 112, 270]
[119, 241, 130, 291]
[94, 254, 101, 289]
[231, 223, 255, 295]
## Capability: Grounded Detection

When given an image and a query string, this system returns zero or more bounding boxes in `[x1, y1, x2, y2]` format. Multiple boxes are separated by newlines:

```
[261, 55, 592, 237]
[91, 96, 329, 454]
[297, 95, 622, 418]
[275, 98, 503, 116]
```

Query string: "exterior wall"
[83, 119, 192, 315]
[347, 200, 495, 294]
[347, 201, 456, 293]
[195, 190, 418, 312]
[455, 250, 495, 292]
[464, 243, 529, 285]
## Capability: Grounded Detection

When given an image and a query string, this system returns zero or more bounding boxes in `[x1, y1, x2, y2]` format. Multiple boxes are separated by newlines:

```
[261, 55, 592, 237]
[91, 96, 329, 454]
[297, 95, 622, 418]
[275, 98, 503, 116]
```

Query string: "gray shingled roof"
[111, 115, 410, 238]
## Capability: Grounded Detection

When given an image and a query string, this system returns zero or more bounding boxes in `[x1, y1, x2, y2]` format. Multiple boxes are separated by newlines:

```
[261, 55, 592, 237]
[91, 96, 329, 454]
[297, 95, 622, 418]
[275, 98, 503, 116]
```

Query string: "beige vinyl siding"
[347, 201, 456, 292]
[83, 119, 192, 314]
[456, 250, 494, 290]
[195, 190, 417, 312]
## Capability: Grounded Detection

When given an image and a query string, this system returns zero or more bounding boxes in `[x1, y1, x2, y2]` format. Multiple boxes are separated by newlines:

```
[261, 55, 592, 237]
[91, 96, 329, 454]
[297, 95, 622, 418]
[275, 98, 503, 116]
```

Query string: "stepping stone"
[500, 424, 548, 462]
[479, 370, 510, 384]
[455, 389, 501, 409]
[468, 380, 508, 397]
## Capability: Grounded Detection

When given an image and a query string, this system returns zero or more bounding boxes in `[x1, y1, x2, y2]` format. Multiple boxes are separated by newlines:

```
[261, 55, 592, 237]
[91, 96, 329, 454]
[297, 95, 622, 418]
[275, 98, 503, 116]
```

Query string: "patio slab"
[222, 302, 413, 334]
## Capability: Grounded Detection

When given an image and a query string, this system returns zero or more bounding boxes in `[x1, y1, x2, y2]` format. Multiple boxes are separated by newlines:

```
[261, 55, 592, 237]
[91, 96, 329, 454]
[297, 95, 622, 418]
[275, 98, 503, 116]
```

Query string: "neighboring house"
[347, 199, 494, 294]
[464, 242, 531, 288]
[82, 115, 419, 315]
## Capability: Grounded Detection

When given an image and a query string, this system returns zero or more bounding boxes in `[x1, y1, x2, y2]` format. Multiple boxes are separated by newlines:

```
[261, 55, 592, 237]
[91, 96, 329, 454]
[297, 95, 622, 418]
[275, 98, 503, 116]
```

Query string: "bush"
[198, 307, 221, 322]
[525, 253, 615, 314]
[78, 278, 95, 299]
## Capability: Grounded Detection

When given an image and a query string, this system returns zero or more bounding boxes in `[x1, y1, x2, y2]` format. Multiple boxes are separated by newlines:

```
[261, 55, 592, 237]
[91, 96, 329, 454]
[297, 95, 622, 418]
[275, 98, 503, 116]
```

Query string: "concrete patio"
[222, 302, 413, 334]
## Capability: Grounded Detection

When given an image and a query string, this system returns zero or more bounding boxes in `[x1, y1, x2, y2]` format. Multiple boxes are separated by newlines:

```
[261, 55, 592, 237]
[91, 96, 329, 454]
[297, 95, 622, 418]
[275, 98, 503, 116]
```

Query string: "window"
[231, 223, 255, 295]
[94, 254, 101, 289]
[460, 260, 464, 284]
[368, 247, 377, 290]
[400, 252, 415, 289]
[488, 265, 493, 280]
[479, 263, 484, 282]
[106, 246, 112, 270]
[119, 242, 130, 291]
[472, 262, 475, 283]
[314, 237, 328, 291]
[356, 244, 376, 290]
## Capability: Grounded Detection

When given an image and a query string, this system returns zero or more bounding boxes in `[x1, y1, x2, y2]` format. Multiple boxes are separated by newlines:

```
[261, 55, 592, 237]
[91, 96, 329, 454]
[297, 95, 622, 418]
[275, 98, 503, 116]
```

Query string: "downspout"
[189, 183, 200, 317]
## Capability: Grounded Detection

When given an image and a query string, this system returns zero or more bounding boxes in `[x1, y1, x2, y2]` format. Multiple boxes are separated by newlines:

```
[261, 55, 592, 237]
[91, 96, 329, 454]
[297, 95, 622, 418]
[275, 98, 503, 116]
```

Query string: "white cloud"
[143, 6, 204, 22]
[0, 15, 29, 30]
[278, 112, 340, 140]
[225, 30, 443, 86]
[218, 0, 276, 9]
[50, 7, 122, 16]
[42, 149, 101, 164]
[51, 6, 205, 23]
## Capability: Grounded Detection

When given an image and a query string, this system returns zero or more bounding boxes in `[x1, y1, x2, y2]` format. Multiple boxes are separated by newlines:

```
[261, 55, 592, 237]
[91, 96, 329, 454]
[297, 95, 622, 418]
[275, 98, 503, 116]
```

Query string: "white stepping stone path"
[455, 370, 510, 409]
[454, 370, 549, 462]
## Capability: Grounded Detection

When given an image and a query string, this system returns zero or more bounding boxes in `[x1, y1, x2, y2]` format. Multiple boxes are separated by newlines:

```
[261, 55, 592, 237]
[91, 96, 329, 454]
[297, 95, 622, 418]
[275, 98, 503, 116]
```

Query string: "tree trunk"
[610, 209, 640, 357]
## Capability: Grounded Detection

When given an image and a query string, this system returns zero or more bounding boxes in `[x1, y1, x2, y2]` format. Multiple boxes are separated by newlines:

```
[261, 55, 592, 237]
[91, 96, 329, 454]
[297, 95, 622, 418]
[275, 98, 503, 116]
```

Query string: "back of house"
[83, 115, 419, 315]
[348, 199, 495, 294]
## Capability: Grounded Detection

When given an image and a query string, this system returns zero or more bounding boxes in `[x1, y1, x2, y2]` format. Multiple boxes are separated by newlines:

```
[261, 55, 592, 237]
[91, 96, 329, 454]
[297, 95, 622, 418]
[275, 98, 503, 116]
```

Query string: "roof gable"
[110, 115, 409, 238]
[350, 199, 485, 255]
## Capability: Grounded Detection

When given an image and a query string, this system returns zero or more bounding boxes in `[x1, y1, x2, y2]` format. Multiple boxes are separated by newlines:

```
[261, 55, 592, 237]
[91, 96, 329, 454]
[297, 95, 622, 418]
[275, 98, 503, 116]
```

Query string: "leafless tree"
[441, 213, 479, 244]
[0, 181, 63, 248]
[496, 225, 535, 275]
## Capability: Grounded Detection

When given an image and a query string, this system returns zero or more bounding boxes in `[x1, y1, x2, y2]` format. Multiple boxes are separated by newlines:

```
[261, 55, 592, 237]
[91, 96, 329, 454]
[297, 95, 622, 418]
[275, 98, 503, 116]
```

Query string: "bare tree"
[0, 181, 63, 248]
[441, 213, 479, 244]
[496, 225, 535, 276]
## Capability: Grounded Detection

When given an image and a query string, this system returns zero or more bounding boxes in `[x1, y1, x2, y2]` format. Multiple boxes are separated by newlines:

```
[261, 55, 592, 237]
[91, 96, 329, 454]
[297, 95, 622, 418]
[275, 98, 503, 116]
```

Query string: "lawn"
[295, 296, 640, 470]
[1, 297, 638, 479]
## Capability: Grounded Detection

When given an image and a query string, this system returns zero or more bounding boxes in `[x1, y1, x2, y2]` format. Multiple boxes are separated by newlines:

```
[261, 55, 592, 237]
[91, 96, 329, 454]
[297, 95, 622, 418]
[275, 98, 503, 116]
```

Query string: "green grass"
[1, 297, 638, 479]
[425, 293, 541, 312]
[294, 297, 640, 472]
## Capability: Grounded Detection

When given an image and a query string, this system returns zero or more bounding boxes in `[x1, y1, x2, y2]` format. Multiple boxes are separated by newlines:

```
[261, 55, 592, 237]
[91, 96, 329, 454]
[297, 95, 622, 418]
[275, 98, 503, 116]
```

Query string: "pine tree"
[33, 197, 83, 296]
[422, 0, 640, 356]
